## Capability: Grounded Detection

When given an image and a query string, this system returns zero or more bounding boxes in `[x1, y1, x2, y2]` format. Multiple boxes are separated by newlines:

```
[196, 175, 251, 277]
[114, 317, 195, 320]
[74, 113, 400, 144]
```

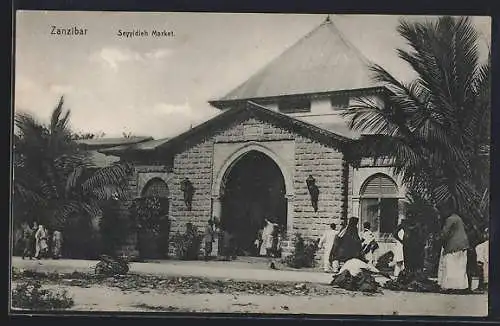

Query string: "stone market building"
[101, 17, 406, 258]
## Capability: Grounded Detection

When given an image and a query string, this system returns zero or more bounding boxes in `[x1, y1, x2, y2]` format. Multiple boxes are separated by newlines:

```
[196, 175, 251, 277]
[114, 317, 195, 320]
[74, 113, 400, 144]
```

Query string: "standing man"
[318, 223, 339, 273]
[21, 222, 35, 260]
[437, 201, 470, 293]
[202, 220, 215, 261]
[34, 224, 49, 259]
[261, 218, 277, 257]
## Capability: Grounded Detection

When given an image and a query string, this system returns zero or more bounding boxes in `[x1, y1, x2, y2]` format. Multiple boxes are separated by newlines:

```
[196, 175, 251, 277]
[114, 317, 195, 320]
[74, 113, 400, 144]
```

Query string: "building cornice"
[209, 86, 388, 110]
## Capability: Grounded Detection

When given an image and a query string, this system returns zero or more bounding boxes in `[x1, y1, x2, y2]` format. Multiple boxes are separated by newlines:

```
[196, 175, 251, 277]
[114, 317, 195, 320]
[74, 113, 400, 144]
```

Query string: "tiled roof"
[210, 17, 379, 108]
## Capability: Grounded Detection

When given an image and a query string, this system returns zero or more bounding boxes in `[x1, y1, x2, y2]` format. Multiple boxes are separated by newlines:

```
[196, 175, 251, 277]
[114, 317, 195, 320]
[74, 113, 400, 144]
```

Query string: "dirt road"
[12, 281, 488, 316]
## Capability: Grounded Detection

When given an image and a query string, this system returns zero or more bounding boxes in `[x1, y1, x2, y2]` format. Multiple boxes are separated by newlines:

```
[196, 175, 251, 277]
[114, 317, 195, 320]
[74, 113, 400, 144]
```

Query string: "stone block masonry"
[170, 139, 215, 234]
[121, 115, 349, 263]
[293, 137, 345, 240]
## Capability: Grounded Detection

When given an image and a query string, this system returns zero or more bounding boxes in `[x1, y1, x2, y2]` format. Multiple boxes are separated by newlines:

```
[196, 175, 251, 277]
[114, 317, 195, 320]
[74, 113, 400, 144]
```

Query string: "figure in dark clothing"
[394, 219, 425, 273]
[180, 178, 194, 211]
[202, 220, 215, 261]
[306, 175, 320, 212]
[184, 223, 200, 260]
[332, 216, 362, 263]
[22, 222, 36, 260]
[222, 229, 236, 261]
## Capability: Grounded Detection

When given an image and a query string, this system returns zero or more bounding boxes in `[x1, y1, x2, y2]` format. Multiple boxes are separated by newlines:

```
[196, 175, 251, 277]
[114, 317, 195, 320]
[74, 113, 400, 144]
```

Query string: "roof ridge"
[326, 20, 373, 67]
[211, 16, 376, 104]
[210, 18, 331, 103]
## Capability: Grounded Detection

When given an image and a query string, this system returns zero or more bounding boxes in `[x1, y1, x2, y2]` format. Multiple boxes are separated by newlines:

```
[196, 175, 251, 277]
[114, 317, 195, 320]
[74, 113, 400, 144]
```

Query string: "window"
[141, 178, 169, 198]
[359, 174, 399, 238]
[330, 94, 349, 108]
[379, 198, 398, 234]
[278, 98, 311, 113]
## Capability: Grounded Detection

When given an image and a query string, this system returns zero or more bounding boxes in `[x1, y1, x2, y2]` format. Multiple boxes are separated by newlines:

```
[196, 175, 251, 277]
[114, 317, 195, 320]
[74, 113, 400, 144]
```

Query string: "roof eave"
[210, 86, 388, 109]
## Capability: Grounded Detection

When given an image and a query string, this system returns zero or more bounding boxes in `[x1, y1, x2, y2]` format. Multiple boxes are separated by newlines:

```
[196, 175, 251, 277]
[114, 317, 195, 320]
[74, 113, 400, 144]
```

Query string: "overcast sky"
[14, 11, 491, 139]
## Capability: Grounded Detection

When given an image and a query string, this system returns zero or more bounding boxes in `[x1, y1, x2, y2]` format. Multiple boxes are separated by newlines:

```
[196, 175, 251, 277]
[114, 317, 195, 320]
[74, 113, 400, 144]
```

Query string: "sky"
[14, 12, 491, 139]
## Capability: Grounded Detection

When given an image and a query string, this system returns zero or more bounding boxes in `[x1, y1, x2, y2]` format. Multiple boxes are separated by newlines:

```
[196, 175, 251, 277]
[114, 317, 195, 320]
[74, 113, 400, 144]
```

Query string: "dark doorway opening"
[135, 178, 170, 259]
[221, 150, 287, 256]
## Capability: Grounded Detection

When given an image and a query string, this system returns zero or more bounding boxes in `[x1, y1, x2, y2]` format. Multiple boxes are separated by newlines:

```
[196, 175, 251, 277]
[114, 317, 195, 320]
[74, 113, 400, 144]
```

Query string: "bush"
[12, 280, 74, 310]
[283, 233, 319, 268]
[130, 197, 170, 259]
[100, 200, 133, 256]
[170, 228, 202, 260]
[64, 215, 102, 259]
[94, 254, 130, 277]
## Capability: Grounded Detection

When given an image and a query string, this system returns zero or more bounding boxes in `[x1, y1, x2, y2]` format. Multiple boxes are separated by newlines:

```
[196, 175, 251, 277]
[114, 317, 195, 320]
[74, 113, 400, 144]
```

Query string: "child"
[361, 222, 379, 266]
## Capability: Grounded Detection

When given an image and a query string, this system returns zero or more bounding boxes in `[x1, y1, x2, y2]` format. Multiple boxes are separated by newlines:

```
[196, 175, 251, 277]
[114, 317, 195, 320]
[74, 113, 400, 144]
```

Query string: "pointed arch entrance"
[217, 149, 288, 256]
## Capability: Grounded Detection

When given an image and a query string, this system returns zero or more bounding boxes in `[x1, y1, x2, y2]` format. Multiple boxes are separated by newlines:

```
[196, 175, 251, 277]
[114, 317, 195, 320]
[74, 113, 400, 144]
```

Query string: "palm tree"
[12, 96, 132, 233]
[343, 16, 490, 236]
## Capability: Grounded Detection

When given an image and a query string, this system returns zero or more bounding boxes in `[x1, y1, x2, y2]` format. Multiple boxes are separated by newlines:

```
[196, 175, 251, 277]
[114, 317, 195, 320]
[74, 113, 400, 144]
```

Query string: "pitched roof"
[86, 150, 121, 168]
[99, 101, 353, 157]
[96, 137, 171, 153]
[210, 17, 379, 108]
[75, 136, 153, 149]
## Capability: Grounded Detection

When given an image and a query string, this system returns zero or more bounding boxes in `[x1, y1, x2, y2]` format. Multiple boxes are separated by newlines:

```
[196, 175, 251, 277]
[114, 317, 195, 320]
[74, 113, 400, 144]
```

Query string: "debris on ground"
[12, 268, 354, 297]
[330, 269, 381, 293]
[383, 270, 440, 293]
[329, 259, 384, 293]
[295, 283, 306, 290]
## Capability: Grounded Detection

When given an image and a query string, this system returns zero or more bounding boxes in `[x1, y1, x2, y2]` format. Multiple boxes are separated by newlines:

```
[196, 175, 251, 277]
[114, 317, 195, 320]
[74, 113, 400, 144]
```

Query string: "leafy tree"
[343, 16, 490, 239]
[12, 97, 132, 237]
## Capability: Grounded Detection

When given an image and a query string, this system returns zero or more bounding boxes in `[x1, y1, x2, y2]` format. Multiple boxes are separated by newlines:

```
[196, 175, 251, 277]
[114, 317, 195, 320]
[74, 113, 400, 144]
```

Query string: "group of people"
[318, 217, 376, 273]
[202, 219, 237, 261]
[201, 217, 284, 261]
[318, 200, 489, 293]
[20, 221, 63, 260]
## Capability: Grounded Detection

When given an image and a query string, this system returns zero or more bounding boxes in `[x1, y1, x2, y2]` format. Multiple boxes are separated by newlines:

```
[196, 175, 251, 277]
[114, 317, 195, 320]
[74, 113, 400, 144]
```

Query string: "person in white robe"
[391, 225, 405, 277]
[437, 201, 470, 291]
[318, 223, 339, 273]
[260, 219, 277, 257]
[34, 225, 48, 259]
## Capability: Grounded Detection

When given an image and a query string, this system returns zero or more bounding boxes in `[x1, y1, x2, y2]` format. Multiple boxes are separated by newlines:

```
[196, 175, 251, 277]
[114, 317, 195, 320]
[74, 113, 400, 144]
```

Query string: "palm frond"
[81, 163, 132, 199]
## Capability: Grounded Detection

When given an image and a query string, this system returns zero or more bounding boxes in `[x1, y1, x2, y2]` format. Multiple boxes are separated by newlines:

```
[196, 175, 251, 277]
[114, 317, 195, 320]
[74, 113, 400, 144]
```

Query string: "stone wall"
[292, 137, 346, 261]
[215, 118, 295, 143]
[121, 115, 348, 263]
[170, 140, 215, 234]
[293, 137, 345, 239]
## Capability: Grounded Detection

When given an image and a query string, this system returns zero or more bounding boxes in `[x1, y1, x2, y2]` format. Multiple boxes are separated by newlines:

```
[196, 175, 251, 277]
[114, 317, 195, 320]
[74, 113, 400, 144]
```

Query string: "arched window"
[360, 174, 399, 237]
[141, 178, 169, 198]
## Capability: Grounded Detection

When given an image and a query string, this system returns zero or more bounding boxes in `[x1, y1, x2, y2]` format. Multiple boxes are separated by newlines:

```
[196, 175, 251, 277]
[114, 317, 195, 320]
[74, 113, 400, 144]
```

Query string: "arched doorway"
[220, 150, 287, 256]
[359, 173, 399, 240]
[135, 178, 170, 259]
